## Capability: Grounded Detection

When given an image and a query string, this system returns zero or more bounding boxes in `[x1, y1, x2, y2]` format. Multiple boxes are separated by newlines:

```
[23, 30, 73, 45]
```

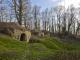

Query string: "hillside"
[0, 35, 80, 60]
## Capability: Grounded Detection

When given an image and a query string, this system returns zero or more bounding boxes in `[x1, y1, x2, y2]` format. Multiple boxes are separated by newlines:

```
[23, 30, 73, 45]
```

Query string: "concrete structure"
[0, 22, 31, 42]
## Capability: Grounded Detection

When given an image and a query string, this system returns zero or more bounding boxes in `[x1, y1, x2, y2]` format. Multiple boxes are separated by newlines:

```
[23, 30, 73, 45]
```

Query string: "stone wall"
[13, 30, 31, 42]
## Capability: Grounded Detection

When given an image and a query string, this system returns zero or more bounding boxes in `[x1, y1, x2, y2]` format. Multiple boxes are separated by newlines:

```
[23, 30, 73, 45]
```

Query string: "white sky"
[51, 0, 80, 8]
[31, 0, 80, 10]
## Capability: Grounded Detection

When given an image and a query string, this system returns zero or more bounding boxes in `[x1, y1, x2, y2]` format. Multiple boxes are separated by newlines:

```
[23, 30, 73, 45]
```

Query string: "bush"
[0, 28, 13, 37]
[29, 35, 40, 43]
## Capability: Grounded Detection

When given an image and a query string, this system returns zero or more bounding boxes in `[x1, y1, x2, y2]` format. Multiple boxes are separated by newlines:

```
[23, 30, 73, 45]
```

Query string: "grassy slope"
[0, 35, 27, 60]
[0, 35, 80, 60]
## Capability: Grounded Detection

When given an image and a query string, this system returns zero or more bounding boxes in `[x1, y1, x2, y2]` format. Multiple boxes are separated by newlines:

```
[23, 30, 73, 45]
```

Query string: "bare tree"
[67, 5, 75, 34]
[32, 5, 41, 30]
[0, 0, 6, 22]
[54, 6, 64, 34]
[12, 0, 30, 25]
[62, 12, 67, 34]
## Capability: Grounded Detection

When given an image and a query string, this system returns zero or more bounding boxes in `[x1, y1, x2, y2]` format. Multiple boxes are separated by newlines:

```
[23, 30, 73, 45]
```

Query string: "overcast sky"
[31, 0, 80, 10]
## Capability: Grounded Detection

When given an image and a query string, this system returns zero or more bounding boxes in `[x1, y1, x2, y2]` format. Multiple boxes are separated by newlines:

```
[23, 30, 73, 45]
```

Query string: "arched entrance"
[20, 33, 26, 41]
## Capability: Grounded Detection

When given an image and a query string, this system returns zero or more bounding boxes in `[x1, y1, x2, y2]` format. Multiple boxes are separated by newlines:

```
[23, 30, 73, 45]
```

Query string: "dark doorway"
[20, 33, 26, 41]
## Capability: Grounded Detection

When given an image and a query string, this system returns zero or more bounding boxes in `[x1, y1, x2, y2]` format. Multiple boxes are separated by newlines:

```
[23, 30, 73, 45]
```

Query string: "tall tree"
[12, 0, 30, 25]
[67, 5, 75, 34]
[32, 5, 40, 30]
[54, 6, 64, 33]
[0, 0, 6, 22]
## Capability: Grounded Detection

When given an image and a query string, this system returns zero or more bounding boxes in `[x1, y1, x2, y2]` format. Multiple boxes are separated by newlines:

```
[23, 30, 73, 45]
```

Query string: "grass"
[0, 35, 80, 60]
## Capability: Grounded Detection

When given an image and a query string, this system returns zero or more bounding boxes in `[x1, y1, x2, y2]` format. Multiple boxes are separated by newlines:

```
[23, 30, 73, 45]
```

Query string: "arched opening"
[20, 33, 26, 41]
